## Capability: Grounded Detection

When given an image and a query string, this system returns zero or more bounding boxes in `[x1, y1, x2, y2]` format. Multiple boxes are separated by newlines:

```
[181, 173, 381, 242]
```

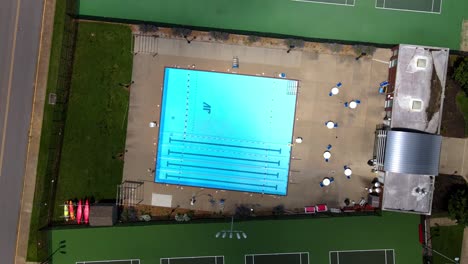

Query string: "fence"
[37, 0, 78, 230]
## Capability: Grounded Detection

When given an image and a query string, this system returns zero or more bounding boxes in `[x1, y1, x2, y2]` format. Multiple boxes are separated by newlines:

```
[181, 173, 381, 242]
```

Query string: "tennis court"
[77, 259, 140, 264]
[245, 252, 309, 264]
[292, 0, 354, 7]
[329, 249, 394, 264]
[376, 0, 442, 14]
[160, 256, 224, 264]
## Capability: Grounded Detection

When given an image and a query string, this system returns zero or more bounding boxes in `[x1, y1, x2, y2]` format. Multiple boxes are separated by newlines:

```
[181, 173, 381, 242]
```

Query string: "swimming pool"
[155, 68, 298, 195]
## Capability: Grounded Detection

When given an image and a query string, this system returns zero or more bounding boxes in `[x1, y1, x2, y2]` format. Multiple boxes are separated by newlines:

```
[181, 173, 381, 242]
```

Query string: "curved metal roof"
[384, 130, 441, 175]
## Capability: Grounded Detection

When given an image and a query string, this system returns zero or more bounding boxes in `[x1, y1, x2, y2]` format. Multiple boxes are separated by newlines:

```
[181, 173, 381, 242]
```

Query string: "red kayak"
[84, 199, 90, 224]
[77, 200, 83, 224]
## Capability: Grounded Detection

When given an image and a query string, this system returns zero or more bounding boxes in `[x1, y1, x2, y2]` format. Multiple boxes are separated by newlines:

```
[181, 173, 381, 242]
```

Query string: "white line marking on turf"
[330, 249, 394, 253]
[292, 0, 355, 7]
[76, 259, 140, 264]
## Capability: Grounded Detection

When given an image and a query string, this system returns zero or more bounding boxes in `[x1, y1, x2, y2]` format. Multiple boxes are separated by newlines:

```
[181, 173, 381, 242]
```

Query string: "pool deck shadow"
[123, 37, 391, 214]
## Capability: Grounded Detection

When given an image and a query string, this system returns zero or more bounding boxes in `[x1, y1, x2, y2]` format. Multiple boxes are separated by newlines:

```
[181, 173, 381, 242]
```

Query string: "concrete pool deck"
[123, 37, 391, 213]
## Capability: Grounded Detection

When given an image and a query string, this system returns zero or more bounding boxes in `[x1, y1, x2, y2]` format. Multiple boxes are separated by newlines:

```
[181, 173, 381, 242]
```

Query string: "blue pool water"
[155, 68, 298, 195]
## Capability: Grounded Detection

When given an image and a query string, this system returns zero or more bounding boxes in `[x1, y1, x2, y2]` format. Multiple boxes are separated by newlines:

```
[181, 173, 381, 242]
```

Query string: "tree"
[454, 57, 468, 94]
[448, 187, 468, 225]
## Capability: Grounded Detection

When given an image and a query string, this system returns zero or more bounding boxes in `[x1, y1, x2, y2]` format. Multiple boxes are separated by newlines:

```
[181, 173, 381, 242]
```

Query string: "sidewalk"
[15, 0, 56, 263]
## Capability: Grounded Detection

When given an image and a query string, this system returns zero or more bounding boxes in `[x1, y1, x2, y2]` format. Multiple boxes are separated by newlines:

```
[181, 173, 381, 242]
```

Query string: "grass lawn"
[53, 22, 133, 219]
[28, 18, 132, 261]
[430, 225, 464, 264]
[27, 0, 68, 260]
[50, 212, 422, 264]
[456, 92, 468, 136]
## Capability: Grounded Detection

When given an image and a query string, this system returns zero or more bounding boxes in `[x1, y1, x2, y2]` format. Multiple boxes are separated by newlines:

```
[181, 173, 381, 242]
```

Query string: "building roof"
[382, 172, 434, 215]
[384, 130, 442, 175]
[89, 204, 117, 226]
[391, 44, 449, 134]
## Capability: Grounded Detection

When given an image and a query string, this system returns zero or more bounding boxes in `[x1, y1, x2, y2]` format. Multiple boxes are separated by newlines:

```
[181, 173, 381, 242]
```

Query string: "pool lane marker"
[167, 162, 280, 177]
[165, 173, 278, 190]
[168, 150, 281, 165]
[169, 138, 282, 153]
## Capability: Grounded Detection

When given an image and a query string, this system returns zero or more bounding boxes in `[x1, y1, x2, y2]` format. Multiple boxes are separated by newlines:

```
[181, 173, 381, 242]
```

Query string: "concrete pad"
[123, 37, 389, 213]
[151, 193, 172, 207]
[439, 137, 468, 179]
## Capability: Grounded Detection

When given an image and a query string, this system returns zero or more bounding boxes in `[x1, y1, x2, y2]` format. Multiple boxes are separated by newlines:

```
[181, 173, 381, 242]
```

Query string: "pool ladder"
[286, 81, 298, 95]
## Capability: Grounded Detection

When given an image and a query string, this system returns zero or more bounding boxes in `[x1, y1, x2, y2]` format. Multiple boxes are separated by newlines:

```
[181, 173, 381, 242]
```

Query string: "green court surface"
[50, 212, 422, 264]
[77, 0, 468, 50]
[330, 249, 394, 264]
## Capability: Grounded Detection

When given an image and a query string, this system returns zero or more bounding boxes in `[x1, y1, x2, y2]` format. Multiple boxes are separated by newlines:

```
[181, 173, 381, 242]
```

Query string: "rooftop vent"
[416, 58, 427, 68]
[410, 99, 423, 112]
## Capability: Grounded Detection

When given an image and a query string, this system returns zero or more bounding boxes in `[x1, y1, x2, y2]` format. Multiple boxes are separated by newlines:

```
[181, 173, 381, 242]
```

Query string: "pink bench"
[315, 204, 328, 212]
[304, 206, 316, 214]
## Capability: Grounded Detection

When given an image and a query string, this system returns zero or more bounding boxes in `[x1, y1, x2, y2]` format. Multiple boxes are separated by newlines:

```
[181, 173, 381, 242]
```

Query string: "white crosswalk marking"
[133, 34, 159, 54]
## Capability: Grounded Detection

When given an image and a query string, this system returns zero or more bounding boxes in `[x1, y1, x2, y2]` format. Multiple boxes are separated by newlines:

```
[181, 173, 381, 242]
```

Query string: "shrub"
[210, 31, 230, 41]
[247, 35, 260, 43]
[454, 57, 468, 94]
[172, 27, 192, 37]
[352, 45, 377, 56]
[326, 43, 343, 53]
[139, 24, 158, 33]
[448, 187, 468, 225]
[285, 38, 305, 49]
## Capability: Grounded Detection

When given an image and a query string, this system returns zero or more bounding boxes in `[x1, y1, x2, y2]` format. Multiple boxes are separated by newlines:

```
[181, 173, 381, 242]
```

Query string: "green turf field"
[53, 22, 132, 219]
[430, 225, 464, 264]
[77, 0, 468, 50]
[50, 212, 422, 264]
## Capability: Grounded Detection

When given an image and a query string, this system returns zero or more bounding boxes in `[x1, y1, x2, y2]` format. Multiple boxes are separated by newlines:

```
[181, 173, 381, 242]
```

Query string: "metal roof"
[384, 130, 441, 175]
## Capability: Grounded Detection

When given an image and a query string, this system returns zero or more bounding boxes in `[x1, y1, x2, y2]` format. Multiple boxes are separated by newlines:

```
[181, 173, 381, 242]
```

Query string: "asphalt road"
[0, 0, 44, 263]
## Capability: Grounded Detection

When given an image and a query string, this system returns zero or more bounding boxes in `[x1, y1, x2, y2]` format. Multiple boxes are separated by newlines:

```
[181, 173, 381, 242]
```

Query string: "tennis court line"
[245, 252, 309, 264]
[374, 0, 442, 14]
[330, 249, 394, 253]
[160, 255, 224, 264]
[329, 249, 395, 264]
[292, 0, 355, 7]
[76, 259, 140, 264]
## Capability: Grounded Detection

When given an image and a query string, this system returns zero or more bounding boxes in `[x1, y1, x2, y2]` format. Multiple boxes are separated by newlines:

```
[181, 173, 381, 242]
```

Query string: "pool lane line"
[164, 173, 278, 190]
[168, 150, 281, 165]
[167, 162, 280, 177]
[169, 138, 282, 153]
